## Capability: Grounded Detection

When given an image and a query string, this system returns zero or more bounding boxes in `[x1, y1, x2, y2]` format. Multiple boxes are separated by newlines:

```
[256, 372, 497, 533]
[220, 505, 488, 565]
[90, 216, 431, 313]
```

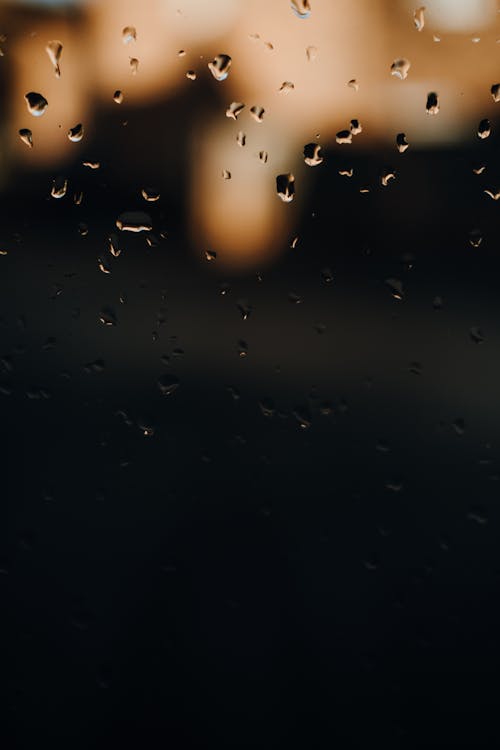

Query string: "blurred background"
[4, 1, 500, 748]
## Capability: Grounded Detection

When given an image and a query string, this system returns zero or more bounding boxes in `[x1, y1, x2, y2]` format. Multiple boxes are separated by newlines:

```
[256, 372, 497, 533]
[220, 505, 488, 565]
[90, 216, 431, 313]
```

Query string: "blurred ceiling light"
[420, 0, 496, 32]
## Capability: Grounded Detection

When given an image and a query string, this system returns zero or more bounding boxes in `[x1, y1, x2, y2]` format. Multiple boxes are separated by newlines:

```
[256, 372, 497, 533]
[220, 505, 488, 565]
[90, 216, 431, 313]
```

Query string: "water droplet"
[426, 92, 439, 115]
[108, 234, 121, 257]
[391, 58, 411, 80]
[236, 131, 246, 147]
[468, 228, 483, 247]
[259, 398, 275, 417]
[219, 282, 231, 295]
[350, 118, 362, 135]
[259, 150, 268, 163]
[432, 295, 443, 310]
[74, 190, 83, 205]
[205, 249, 217, 261]
[113, 90, 123, 104]
[290, 235, 299, 249]
[484, 188, 500, 200]
[336, 130, 352, 145]
[82, 161, 100, 169]
[469, 326, 484, 343]
[276, 173, 295, 202]
[50, 176, 67, 199]
[413, 6, 425, 31]
[303, 142, 323, 166]
[84, 359, 105, 374]
[226, 101, 245, 119]
[222, 169, 231, 180]
[452, 418, 466, 435]
[338, 167, 353, 177]
[321, 267, 334, 283]
[178, 49, 186, 57]
[238, 339, 248, 357]
[138, 420, 155, 437]
[409, 361, 422, 375]
[78, 222, 88, 237]
[288, 291, 303, 304]
[396, 132, 409, 152]
[279, 81, 294, 93]
[99, 307, 117, 326]
[381, 168, 396, 187]
[18, 128, 33, 148]
[467, 509, 487, 524]
[129, 57, 139, 75]
[158, 374, 179, 395]
[433, 33, 441, 42]
[291, 0, 311, 19]
[237, 300, 252, 320]
[292, 406, 311, 429]
[116, 211, 152, 232]
[347, 78, 359, 91]
[186, 70, 196, 80]
[25, 91, 48, 117]
[477, 118, 491, 139]
[471, 36, 480, 44]
[141, 187, 160, 202]
[208, 54, 232, 81]
[385, 277, 404, 301]
[306, 45, 318, 61]
[250, 105, 265, 122]
[122, 26, 136, 44]
[46, 40, 62, 77]
[98, 258, 111, 274]
[491, 83, 500, 102]
[67, 123, 84, 142]
[473, 165, 486, 174]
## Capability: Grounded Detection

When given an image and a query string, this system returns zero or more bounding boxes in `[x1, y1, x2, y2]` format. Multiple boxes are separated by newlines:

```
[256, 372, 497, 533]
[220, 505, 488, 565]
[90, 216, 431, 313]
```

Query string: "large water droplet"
[158, 374, 179, 396]
[208, 54, 232, 81]
[276, 173, 295, 202]
[336, 130, 352, 144]
[226, 101, 245, 119]
[391, 58, 411, 80]
[396, 132, 409, 152]
[116, 211, 152, 232]
[18, 128, 33, 148]
[350, 118, 362, 135]
[50, 176, 68, 199]
[303, 142, 323, 166]
[122, 26, 137, 44]
[413, 6, 425, 31]
[491, 83, 500, 102]
[67, 123, 84, 142]
[46, 40, 62, 77]
[250, 105, 265, 122]
[426, 92, 439, 114]
[25, 92, 48, 117]
[291, 0, 311, 19]
[477, 118, 491, 139]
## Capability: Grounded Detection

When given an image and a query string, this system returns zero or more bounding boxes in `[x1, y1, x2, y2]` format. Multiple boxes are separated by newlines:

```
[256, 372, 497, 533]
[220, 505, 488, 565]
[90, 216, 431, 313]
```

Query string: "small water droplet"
[467, 509, 487, 524]
[25, 91, 48, 117]
[74, 190, 83, 205]
[259, 150, 268, 163]
[385, 277, 404, 301]
[413, 6, 425, 31]
[67, 123, 84, 142]
[108, 234, 121, 257]
[477, 118, 491, 139]
[226, 101, 245, 119]
[178, 49, 186, 57]
[186, 70, 196, 80]
[469, 326, 484, 343]
[484, 188, 500, 200]
[433, 33, 441, 42]
[381, 168, 396, 187]
[452, 418, 466, 435]
[259, 398, 275, 417]
[338, 167, 353, 177]
[432, 295, 443, 310]
[426, 92, 439, 114]
[122, 26, 137, 44]
[303, 142, 323, 166]
[468, 228, 483, 247]
[350, 118, 362, 135]
[113, 90, 123, 104]
[396, 132, 409, 152]
[50, 176, 67, 199]
[473, 165, 486, 174]
[291, 0, 311, 19]
[82, 161, 100, 169]
[78, 222, 88, 237]
[158, 374, 179, 395]
[138, 420, 155, 437]
[98, 258, 111, 274]
[237, 300, 252, 320]
[290, 235, 299, 249]
[237, 131, 246, 147]
[279, 81, 294, 93]
[141, 187, 160, 202]
[208, 54, 232, 81]
[347, 78, 359, 91]
[306, 45, 318, 61]
[276, 173, 295, 202]
[46, 40, 62, 77]
[391, 58, 411, 80]
[336, 130, 352, 144]
[321, 267, 334, 283]
[205, 249, 217, 262]
[471, 36, 480, 44]
[129, 57, 139, 74]
[222, 169, 231, 180]
[84, 359, 105, 374]
[116, 211, 152, 232]
[292, 405, 311, 429]
[18, 128, 33, 148]
[409, 361, 422, 375]
[219, 282, 231, 295]
[250, 105, 265, 122]
[238, 339, 248, 357]
[99, 307, 117, 326]
[491, 83, 500, 102]
[288, 291, 303, 304]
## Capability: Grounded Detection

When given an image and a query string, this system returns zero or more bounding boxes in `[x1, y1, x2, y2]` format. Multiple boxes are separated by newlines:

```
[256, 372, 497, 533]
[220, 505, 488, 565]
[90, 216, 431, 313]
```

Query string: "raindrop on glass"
[279, 81, 294, 93]
[306, 45, 318, 62]
[186, 70, 196, 80]
[236, 131, 246, 147]
[122, 26, 137, 45]
[25, 92, 48, 117]
[473, 165, 486, 174]
[291, 0, 311, 19]
[129, 57, 139, 75]
[83, 161, 100, 169]
[50, 176, 67, 199]
[99, 307, 117, 326]
[391, 58, 411, 80]
[321, 267, 334, 283]
[426, 92, 439, 115]
[396, 132, 409, 152]
[490, 83, 500, 102]
[336, 130, 352, 144]
[67, 123, 84, 142]
[222, 169, 231, 180]
[385, 277, 404, 301]
[347, 79, 359, 91]
[205, 249, 217, 262]
[350, 118, 362, 135]
[46, 40, 62, 77]
[208, 54, 232, 81]
[108, 234, 121, 257]
[381, 168, 396, 187]
[413, 6, 425, 31]
[141, 187, 160, 202]
[113, 90, 123, 104]
[158, 374, 179, 396]
[18, 128, 33, 148]
[469, 326, 484, 343]
[259, 150, 268, 163]
[468, 228, 483, 247]
[276, 173, 295, 202]
[238, 340, 248, 358]
[98, 258, 111, 274]
[338, 167, 353, 177]
[303, 142, 323, 166]
[484, 188, 500, 200]
[116, 211, 152, 232]
[250, 105, 265, 123]
[477, 118, 491, 139]
[226, 101, 245, 119]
